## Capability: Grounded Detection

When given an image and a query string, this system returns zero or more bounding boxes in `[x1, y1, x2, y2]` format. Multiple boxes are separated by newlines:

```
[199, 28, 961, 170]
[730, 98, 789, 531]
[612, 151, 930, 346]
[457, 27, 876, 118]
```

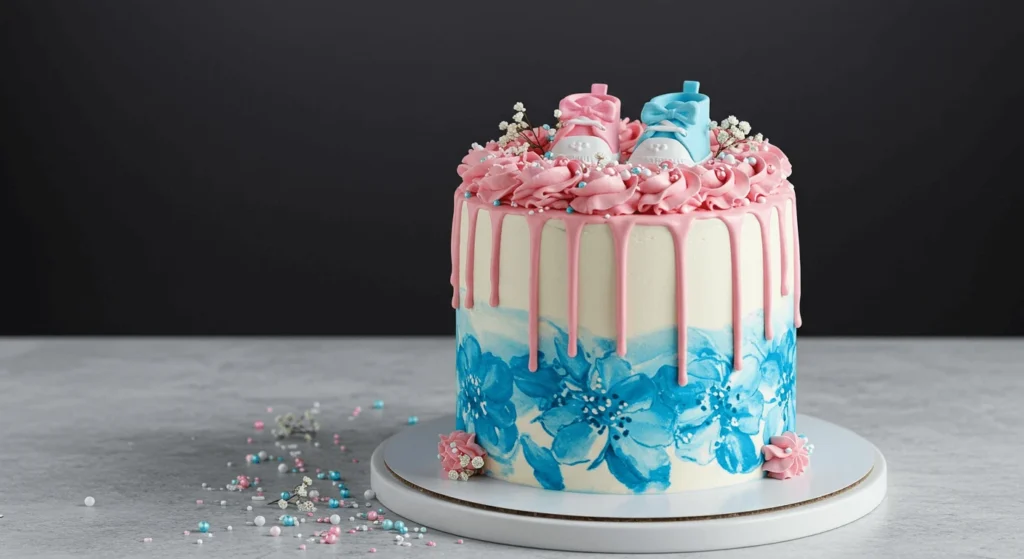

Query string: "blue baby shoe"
[628, 81, 711, 166]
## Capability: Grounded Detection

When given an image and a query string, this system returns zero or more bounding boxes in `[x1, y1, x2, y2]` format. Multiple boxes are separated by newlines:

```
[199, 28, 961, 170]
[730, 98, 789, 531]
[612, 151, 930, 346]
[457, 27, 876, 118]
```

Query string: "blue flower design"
[654, 328, 764, 474]
[456, 335, 518, 463]
[514, 335, 675, 493]
[750, 326, 797, 443]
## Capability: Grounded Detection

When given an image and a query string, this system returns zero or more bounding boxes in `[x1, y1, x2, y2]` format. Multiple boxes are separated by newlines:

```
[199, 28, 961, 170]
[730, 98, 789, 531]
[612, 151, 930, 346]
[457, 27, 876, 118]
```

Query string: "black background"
[1, 1, 1022, 336]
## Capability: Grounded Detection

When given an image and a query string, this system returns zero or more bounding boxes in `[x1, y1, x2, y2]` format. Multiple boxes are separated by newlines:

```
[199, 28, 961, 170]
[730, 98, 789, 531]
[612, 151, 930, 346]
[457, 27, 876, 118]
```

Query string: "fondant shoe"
[549, 83, 621, 164]
[628, 80, 711, 166]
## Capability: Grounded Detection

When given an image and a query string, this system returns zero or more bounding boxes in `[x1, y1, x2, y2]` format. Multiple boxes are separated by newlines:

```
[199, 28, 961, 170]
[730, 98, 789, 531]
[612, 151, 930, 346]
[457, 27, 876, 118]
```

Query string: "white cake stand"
[370, 415, 886, 554]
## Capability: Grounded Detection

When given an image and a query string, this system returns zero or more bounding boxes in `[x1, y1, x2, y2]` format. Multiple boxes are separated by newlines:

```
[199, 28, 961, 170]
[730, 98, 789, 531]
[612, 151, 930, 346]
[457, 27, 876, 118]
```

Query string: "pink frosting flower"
[637, 165, 703, 214]
[618, 118, 645, 160]
[457, 147, 518, 194]
[512, 159, 584, 209]
[761, 432, 812, 480]
[698, 163, 750, 210]
[474, 153, 541, 204]
[437, 430, 487, 481]
[569, 165, 640, 216]
[735, 151, 785, 203]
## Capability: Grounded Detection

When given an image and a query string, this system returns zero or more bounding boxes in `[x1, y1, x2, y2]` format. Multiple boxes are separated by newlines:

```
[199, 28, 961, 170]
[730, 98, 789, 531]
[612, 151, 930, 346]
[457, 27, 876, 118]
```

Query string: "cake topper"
[549, 83, 622, 164]
[629, 80, 711, 166]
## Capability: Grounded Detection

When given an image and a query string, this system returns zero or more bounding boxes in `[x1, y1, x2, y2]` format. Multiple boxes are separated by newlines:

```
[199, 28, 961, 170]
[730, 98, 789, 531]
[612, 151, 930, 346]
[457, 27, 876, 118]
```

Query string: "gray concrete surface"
[0, 338, 1021, 558]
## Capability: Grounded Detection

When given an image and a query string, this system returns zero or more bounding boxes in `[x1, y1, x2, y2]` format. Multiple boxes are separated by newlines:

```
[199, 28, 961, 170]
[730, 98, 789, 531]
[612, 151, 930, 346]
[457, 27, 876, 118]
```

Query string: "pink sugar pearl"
[328, 526, 341, 536]
[298, 544, 306, 550]
[183, 531, 190, 535]
[348, 529, 357, 534]
[246, 437, 253, 444]
[369, 548, 377, 553]
[339, 445, 346, 451]
[324, 533, 338, 544]
[366, 511, 378, 521]
[267, 407, 273, 412]
[196, 500, 203, 505]
[456, 539, 464, 544]
[254, 420, 264, 430]
[426, 541, 437, 547]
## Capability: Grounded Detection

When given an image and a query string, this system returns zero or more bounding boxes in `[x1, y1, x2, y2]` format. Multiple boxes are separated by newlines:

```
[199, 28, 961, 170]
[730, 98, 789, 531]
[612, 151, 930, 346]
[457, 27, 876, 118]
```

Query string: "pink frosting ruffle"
[438, 430, 487, 481]
[761, 432, 811, 480]
[454, 140, 792, 215]
[637, 165, 703, 214]
[618, 118, 645, 160]
[569, 165, 640, 216]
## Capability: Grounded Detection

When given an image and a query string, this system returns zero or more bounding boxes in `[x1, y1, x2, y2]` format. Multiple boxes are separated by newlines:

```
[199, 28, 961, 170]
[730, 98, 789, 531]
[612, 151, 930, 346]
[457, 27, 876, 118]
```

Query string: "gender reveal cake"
[448, 81, 805, 494]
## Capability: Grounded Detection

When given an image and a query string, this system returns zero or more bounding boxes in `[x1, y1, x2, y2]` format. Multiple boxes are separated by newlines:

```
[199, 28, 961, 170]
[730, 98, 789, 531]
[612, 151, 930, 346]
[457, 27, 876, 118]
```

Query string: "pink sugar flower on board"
[437, 430, 487, 481]
[762, 432, 813, 480]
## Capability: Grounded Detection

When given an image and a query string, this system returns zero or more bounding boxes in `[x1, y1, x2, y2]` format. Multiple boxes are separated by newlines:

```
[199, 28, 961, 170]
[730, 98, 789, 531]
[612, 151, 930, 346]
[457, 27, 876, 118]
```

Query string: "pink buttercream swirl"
[437, 430, 487, 481]
[618, 118, 645, 160]
[455, 141, 792, 213]
[569, 165, 640, 215]
[735, 151, 786, 202]
[637, 165, 703, 214]
[761, 432, 812, 480]
[697, 163, 750, 210]
[512, 159, 585, 210]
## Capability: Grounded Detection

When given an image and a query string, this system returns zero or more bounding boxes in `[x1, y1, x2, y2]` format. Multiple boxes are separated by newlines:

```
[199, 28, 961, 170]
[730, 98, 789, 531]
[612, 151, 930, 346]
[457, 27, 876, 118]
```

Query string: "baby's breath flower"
[738, 121, 751, 134]
[297, 486, 307, 497]
[710, 120, 719, 128]
[717, 131, 730, 143]
[470, 456, 485, 469]
[512, 112, 524, 123]
[447, 470, 459, 481]
[513, 102, 525, 112]
[726, 115, 739, 125]
[753, 133, 764, 142]
[278, 500, 289, 510]
[553, 109, 562, 118]
[302, 477, 312, 485]
[498, 121, 508, 131]
[471, 142, 483, 150]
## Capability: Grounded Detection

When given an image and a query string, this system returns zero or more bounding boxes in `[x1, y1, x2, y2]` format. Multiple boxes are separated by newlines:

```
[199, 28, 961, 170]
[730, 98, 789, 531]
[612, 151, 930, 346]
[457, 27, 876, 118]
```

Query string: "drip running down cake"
[449, 81, 805, 494]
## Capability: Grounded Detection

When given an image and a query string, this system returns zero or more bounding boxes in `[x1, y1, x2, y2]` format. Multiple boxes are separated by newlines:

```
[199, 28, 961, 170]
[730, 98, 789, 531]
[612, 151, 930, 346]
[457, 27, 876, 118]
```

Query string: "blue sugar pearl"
[544, 151, 553, 159]
[394, 521, 405, 530]
[398, 526, 408, 535]
[542, 124, 550, 130]
[407, 416, 418, 425]
[329, 471, 341, 481]
[230, 479, 238, 485]
[373, 400, 384, 409]
[630, 167, 641, 175]
[290, 468, 298, 473]
[280, 491, 291, 500]
[251, 456, 260, 464]
[463, 191, 471, 198]
[419, 527, 427, 533]
[340, 489, 350, 498]
[328, 499, 339, 508]
[377, 508, 385, 514]
[277, 456, 284, 462]
[566, 207, 574, 214]
[282, 515, 296, 527]
[198, 521, 210, 533]
[381, 519, 394, 530]
[492, 200, 500, 207]
[316, 473, 326, 480]
[577, 181, 586, 188]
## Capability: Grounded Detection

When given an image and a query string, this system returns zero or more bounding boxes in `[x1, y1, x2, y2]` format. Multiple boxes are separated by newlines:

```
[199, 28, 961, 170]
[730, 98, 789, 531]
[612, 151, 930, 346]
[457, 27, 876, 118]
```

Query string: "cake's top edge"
[456, 81, 793, 216]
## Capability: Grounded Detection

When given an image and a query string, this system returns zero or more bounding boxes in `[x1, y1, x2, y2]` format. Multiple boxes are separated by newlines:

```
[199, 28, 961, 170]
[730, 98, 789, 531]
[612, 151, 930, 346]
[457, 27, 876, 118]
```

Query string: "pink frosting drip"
[569, 165, 640, 216]
[437, 430, 487, 480]
[762, 432, 811, 480]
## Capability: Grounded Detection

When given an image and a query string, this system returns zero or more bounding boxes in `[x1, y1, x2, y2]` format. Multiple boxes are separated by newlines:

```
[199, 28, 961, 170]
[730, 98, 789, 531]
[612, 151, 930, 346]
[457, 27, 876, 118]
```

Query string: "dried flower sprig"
[711, 115, 764, 157]
[496, 102, 558, 156]
[268, 477, 318, 512]
[273, 409, 320, 441]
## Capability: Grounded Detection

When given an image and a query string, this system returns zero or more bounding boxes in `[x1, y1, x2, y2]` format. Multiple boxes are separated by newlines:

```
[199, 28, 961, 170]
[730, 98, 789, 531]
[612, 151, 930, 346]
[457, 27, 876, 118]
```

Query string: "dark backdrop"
[1, 1, 1021, 335]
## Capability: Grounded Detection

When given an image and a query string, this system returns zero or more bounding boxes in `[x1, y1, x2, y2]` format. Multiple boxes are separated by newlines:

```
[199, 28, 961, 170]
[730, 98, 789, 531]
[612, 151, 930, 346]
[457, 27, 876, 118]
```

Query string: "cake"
[449, 81, 803, 494]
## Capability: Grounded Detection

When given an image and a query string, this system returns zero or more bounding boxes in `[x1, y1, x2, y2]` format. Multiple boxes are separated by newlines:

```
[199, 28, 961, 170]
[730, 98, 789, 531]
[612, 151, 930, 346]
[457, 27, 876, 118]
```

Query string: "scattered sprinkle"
[83, 496, 95, 507]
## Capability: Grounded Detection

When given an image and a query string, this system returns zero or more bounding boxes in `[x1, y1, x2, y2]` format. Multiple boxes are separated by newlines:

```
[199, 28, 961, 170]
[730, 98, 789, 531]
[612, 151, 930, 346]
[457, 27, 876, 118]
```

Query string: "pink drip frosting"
[437, 430, 487, 481]
[761, 432, 811, 480]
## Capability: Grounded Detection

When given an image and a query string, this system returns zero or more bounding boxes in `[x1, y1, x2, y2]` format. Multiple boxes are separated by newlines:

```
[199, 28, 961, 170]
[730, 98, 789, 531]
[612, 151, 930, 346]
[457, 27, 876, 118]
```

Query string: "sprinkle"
[299, 544, 306, 550]
[427, 541, 437, 547]
[196, 539, 203, 545]
[270, 526, 282, 537]
[566, 207, 574, 214]
[492, 200, 500, 207]
[196, 500, 203, 505]
[369, 548, 377, 553]
[254, 421, 264, 430]
[84, 496, 95, 507]
[183, 531, 190, 535]
[407, 416, 419, 425]
[373, 400, 384, 409]
[456, 539, 464, 544]
[577, 181, 586, 188]
[463, 192, 471, 198]
[143, 537, 152, 543]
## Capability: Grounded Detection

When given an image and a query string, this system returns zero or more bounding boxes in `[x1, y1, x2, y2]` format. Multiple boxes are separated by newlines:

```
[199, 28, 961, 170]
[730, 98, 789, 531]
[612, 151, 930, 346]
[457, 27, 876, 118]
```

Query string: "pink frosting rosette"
[637, 166, 703, 214]
[457, 146, 519, 194]
[437, 430, 487, 481]
[763, 141, 793, 177]
[569, 165, 640, 216]
[761, 431, 812, 480]
[698, 163, 751, 210]
[473, 152, 542, 204]
[512, 159, 584, 209]
[735, 151, 785, 203]
[618, 118, 645, 159]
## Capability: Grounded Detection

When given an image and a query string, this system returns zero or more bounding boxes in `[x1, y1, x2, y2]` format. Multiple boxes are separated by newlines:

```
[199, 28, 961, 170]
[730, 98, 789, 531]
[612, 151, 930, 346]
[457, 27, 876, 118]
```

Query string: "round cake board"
[370, 414, 887, 554]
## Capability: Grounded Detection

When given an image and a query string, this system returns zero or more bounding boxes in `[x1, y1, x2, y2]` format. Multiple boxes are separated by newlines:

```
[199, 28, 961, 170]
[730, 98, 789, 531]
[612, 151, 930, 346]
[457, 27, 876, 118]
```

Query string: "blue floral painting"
[456, 307, 797, 493]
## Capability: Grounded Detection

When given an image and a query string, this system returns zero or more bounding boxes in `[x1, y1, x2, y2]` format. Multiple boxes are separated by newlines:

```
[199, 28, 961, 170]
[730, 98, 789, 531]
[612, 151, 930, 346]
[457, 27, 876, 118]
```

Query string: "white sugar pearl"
[201, 483, 208, 488]
[402, 542, 412, 547]
[330, 515, 341, 525]
[417, 533, 423, 539]
[226, 461, 232, 467]
[83, 496, 95, 507]
[254, 516, 266, 527]
[258, 451, 268, 460]
[364, 502, 371, 507]
[299, 518, 305, 523]
[278, 463, 288, 473]
[308, 490, 319, 499]
[269, 526, 281, 537]
[227, 526, 233, 531]
[220, 500, 227, 506]
[196, 539, 203, 545]
[395, 535, 404, 542]
[246, 505, 253, 511]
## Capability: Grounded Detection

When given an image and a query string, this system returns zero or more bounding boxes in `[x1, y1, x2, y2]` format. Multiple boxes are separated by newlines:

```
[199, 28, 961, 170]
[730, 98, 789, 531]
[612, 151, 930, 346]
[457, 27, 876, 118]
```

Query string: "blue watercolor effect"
[456, 305, 796, 493]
